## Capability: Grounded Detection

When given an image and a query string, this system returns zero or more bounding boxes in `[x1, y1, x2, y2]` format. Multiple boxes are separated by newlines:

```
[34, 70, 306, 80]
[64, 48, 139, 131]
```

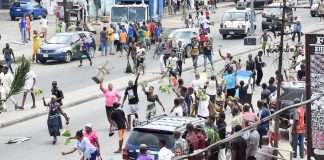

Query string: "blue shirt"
[294, 22, 301, 32]
[20, 17, 27, 29]
[225, 72, 235, 89]
[128, 26, 133, 37]
[155, 26, 163, 38]
[258, 108, 270, 130]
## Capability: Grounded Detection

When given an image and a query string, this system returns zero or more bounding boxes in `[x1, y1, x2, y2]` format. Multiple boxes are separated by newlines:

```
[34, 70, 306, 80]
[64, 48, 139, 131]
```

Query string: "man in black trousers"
[255, 51, 264, 86]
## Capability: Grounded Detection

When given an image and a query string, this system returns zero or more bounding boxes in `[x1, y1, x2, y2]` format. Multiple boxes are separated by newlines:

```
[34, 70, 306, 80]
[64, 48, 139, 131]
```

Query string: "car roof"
[135, 115, 205, 132]
[54, 31, 91, 36]
[173, 28, 198, 33]
[268, 3, 284, 7]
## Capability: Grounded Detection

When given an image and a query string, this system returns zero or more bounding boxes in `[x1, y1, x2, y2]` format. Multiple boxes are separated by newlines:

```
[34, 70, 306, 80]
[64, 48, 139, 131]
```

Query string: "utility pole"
[63, 0, 68, 25]
[273, 0, 286, 156]
[250, 0, 255, 35]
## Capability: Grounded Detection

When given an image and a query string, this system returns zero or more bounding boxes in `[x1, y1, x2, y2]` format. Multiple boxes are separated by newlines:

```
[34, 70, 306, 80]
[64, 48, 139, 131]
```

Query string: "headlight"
[58, 47, 70, 52]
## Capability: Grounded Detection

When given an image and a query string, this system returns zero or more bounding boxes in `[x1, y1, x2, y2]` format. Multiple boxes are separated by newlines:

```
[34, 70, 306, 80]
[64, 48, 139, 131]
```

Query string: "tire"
[311, 14, 315, 17]
[11, 16, 15, 20]
[222, 34, 227, 39]
[254, 25, 257, 30]
[64, 52, 72, 63]
[39, 59, 47, 64]
[185, 45, 192, 58]
[89, 47, 95, 58]
[262, 24, 265, 31]
[30, 13, 34, 21]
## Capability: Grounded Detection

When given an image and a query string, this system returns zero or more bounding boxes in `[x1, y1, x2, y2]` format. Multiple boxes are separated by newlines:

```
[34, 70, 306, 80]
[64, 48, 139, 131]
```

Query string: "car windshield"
[263, 8, 282, 15]
[127, 130, 175, 149]
[174, 31, 192, 40]
[47, 35, 71, 44]
[223, 12, 245, 21]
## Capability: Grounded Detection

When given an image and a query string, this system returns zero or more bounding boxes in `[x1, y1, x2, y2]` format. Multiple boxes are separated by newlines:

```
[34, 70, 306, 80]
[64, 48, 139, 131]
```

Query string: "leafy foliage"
[8, 56, 31, 98]
[158, 79, 172, 94]
[33, 87, 43, 97]
[205, 128, 221, 143]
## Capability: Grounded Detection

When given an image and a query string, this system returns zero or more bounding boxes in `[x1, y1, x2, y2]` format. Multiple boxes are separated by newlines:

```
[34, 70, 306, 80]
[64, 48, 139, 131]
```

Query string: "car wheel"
[262, 24, 265, 31]
[185, 45, 192, 58]
[64, 52, 72, 63]
[11, 16, 15, 20]
[39, 59, 47, 64]
[222, 34, 227, 39]
[30, 13, 34, 21]
[89, 47, 95, 58]
[311, 14, 315, 17]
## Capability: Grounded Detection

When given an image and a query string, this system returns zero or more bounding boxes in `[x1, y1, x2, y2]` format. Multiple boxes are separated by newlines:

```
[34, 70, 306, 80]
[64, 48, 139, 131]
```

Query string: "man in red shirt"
[185, 123, 199, 160]
[150, 20, 156, 42]
[292, 98, 305, 158]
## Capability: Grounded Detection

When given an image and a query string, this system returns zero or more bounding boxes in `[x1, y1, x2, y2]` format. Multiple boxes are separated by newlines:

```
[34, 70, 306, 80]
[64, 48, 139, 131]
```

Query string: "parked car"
[37, 32, 96, 63]
[168, 28, 213, 57]
[9, 1, 47, 21]
[310, 3, 319, 17]
[122, 115, 206, 160]
[261, 3, 294, 31]
[270, 81, 305, 130]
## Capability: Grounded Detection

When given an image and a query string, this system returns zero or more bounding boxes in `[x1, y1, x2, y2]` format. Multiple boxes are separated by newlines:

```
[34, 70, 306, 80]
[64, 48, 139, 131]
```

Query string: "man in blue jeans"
[2, 43, 16, 74]
[203, 37, 214, 72]
[19, 14, 27, 43]
[292, 98, 305, 158]
[100, 27, 108, 56]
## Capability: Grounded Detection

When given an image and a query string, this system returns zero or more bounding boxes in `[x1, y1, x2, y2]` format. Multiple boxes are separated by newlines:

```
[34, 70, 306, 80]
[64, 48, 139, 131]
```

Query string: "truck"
[110, 0, 163, 23]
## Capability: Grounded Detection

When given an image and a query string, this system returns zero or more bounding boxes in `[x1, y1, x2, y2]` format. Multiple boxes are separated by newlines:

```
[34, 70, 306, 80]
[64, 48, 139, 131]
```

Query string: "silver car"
[311, 3, 319, 17]
[168, 28, 212, 57]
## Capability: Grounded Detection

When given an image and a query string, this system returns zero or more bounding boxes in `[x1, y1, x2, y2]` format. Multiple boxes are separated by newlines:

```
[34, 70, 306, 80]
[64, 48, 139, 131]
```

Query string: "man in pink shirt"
[242, 104, 259, 128]
[100, 81, 121, 132]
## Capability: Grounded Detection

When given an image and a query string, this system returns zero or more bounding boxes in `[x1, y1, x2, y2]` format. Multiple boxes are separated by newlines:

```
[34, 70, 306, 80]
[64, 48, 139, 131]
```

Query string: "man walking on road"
[255, 51, 264, 86]
[108, 24, 115, 55]
[100, 27, 109, 56]
[2, 43, 16, 74]
[1, 66, 18, 112]
[110, 102, 128, 153]
[260, 31, 272, 56]
[121, 73, 140, 130]
[19, 14, 27, 43]
[18, 68, 36, 109]
[175, 41, 185, 77]
[292, 98, 305, 158]
[51, 81, 70, 125]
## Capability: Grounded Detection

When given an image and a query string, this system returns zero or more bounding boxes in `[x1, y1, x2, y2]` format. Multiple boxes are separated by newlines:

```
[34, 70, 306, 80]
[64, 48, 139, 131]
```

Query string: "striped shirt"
[176, 47, 185, 61]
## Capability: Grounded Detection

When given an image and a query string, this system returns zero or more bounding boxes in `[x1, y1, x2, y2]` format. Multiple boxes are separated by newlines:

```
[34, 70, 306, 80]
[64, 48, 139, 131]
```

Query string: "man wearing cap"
[292, 98, 305, 158]
[137, 144, 153, 160]
[245, 121, 260, 160]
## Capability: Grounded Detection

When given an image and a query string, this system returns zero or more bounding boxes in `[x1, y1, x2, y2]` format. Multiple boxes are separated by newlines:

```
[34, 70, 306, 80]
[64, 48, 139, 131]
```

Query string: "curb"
[0, 10, 320, 129]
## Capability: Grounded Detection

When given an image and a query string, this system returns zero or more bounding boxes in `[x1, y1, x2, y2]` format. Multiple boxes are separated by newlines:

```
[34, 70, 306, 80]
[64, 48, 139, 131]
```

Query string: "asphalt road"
[0, 6, 317, 109]
[0, 42, 300, 159]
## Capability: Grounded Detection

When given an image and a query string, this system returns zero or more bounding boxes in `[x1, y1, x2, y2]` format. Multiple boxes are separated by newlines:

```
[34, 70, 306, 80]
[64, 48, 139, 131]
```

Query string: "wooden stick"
[262, 145, 294, 153]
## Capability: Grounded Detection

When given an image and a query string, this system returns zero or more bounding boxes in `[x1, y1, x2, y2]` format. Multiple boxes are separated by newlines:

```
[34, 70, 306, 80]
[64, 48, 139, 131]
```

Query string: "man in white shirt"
[40, 15, 48, 41]
[295, 51, 304, 71]
[197, 89, 211, 118]
[18, 68, 36, 109]
[168, 53, 178, 71]
[198, 11, 205, 26]
[1, 66, 18, 112]
[191, 73, 206, 93]
[158, 139, 174, 160]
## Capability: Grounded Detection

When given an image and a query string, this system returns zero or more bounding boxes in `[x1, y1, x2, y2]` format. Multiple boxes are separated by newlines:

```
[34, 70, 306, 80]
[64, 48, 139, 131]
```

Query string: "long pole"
[63, 0, 68, 29]
[250, 0, 254, 35]
[274, 0, 286, 156]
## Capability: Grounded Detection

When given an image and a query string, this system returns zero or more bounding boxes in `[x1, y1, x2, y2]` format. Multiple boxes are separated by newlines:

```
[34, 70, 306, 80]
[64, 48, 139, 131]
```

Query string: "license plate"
[43, 54, 48, 58]
[16, 9, 21, 11]
[229, 32, 234, 35]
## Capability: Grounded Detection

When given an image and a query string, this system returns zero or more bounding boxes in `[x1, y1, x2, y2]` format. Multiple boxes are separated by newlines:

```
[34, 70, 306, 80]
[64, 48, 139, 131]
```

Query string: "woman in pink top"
[100, 81, 121, 132]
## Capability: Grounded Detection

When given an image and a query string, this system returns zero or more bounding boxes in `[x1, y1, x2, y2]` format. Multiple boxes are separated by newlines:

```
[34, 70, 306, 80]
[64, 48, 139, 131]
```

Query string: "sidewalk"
[1, 19, 323, 128]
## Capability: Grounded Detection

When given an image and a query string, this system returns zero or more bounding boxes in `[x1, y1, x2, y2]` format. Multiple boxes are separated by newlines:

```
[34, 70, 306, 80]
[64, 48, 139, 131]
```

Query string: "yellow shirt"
[33, 34, 41, 54]
[144, 31, 151, 39]
[191, 42, 200, 55]
[107, 28, 114, 41]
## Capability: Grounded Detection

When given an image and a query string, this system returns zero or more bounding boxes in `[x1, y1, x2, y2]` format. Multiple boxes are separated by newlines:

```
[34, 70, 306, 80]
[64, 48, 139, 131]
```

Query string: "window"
[127, 130, 175, 149]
